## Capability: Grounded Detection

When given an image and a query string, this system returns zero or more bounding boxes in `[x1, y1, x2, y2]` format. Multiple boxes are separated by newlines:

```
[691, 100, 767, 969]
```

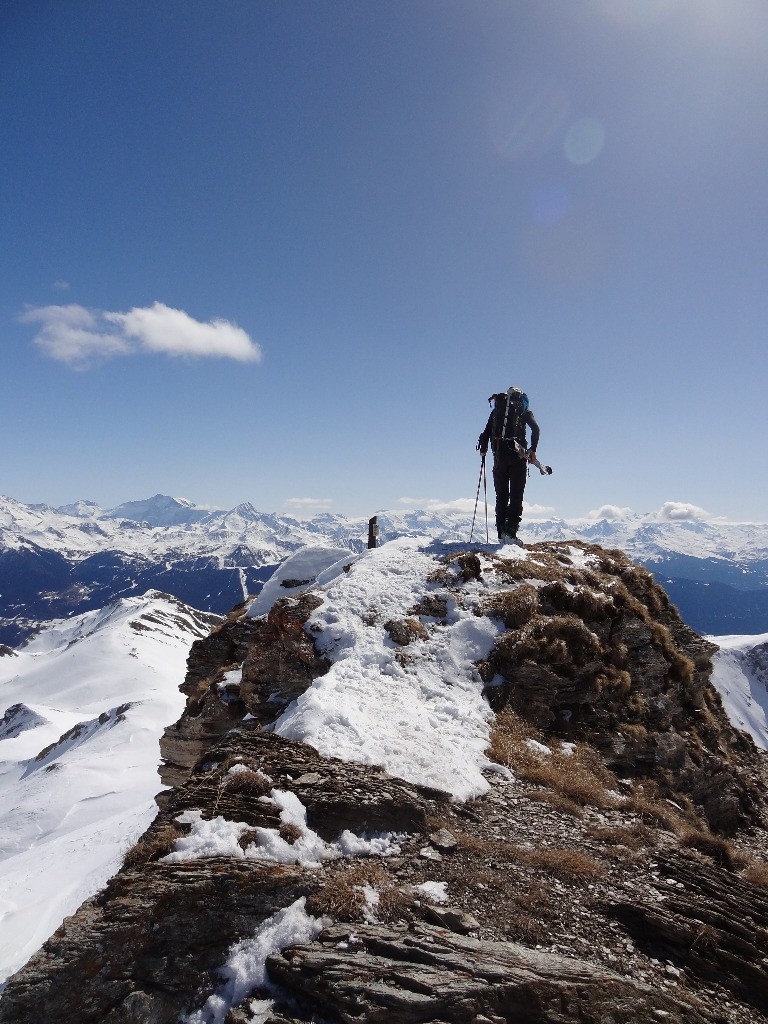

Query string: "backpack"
[489, 387, 529, 455]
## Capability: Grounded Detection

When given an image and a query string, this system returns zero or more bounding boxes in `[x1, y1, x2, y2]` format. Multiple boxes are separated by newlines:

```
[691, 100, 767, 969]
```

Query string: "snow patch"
[246, 546, 357, 619]
[414, 880, 449, 904]
[164, 789, 404, 869]
[182, 898, 328, 1024]
[273, 538, 501, 801]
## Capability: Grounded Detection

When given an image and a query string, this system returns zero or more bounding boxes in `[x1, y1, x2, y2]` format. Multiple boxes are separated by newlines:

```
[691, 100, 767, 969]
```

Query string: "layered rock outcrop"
[1, 540, 766, 1024]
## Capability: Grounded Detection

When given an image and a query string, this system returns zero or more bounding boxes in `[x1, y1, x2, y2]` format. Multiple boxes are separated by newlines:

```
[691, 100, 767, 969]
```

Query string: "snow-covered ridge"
[709, 632, 768, 752]
[0, 592, 220, 988]
[266, 538, 504, 801]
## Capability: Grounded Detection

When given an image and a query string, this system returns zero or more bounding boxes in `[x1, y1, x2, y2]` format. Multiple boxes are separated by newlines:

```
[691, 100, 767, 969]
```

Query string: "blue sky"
[2, 0, 766, 522]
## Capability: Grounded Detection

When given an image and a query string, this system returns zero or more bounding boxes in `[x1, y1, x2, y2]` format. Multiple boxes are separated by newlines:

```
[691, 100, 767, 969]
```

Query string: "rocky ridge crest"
[2, 540, 767, 1024]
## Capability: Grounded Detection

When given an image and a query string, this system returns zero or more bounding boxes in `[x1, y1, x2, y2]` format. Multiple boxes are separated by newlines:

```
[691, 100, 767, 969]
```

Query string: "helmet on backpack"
[506, 386, 528, 410]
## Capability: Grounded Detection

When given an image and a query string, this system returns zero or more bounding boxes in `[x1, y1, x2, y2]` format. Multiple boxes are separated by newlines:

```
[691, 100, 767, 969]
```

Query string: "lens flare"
[489, 76, 571, 161]
[564, 118, 606, 165]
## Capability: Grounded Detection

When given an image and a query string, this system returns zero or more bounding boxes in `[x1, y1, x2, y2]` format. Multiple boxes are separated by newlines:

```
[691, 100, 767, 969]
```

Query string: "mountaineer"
[477, 387, 540, 545]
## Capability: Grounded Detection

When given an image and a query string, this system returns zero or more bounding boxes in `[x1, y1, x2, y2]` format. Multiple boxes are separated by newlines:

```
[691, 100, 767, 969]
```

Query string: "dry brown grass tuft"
[742, 861, 768, 888]
[409, 594, 449, 619]
[587, 823, 650, 853]
[607, 580, 651, 622]
[123, 824, 183, 868]
[384, 618, 429, 645]
[238, 828, 261, 851]
[489, 711, 618, 810]
[376, 885, 415, 921]
[651, 622, 695, 684]
[278, 822, 303, 845]
[454, 831, 517, 861]
[307, 863, 410, 923]
[448, 868, 553, 943]
[491, 554, 569, 586]
[487, 707, 535, 759]
[442, 552, 483, 581]
[519, 847, 605, 880]
[538, 581, 610, 623]
[481, 585, 539, 629]
[510, 614, 604, 673]
[678, 829, 741, 870]
[306, 862, 386, 920]
[505, 911, 549, 944]
[222, 769, 272, 797]
[623, 787, 687, 834]
[504, 878, 557, 942]
[521, 790, 585, 819]
[620, 565, 670, 618]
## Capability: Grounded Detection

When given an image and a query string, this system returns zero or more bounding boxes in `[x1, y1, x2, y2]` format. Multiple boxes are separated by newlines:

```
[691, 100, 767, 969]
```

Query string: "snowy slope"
[0, 593, 218, 988]
[254, 543, 768, 795]
[709, 632, 768, 752]
[252, 539, 521, 799]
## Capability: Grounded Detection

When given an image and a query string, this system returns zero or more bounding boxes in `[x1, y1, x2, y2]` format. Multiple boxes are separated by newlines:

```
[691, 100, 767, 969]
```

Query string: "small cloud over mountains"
[398, 497, 477, 514]
[587, 504, 634, 520]
[285, 498, 334, 511]
[585, 502, 713, 522]
[656, 501, 710, 521]
[524, 502, 556, 516]
[20, 301, 262, 367]
[397, 497, 556, 516]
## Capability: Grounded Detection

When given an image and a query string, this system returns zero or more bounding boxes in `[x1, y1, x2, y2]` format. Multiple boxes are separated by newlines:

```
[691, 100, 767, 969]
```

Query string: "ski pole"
[483, 455, 489, 542]
[469, 454, 486, 543]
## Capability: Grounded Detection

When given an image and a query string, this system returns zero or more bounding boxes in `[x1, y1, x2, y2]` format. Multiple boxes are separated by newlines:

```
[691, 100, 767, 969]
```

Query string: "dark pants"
[492, 448, 527, 537]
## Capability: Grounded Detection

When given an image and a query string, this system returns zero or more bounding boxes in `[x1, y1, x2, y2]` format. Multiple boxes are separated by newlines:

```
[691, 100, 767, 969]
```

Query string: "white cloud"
[397, 497, 477, 514]
[105, 302, 260, 362]
[397, 496, 556, 517]
[656, 501, 710, 521]
[523, 502, 556, 516]
[52, 280, 70, 292]
[285, 498, 334, 510]
[20, 304, 129, 364]
[20, 302, 262, 367]
[587, 504, 634, 520]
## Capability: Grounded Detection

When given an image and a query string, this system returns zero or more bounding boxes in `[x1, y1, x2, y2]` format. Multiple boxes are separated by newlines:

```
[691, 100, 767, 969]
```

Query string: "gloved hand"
[476, 437, 487, 455]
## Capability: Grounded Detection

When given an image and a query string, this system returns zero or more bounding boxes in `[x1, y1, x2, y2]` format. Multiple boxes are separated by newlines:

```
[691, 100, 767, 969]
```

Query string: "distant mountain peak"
[103, 494, 211, 527]
[55, 500, 102, 518]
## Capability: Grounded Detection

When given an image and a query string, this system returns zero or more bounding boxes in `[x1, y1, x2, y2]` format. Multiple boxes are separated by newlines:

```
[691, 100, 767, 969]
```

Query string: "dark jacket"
[479, 404, 539, 457]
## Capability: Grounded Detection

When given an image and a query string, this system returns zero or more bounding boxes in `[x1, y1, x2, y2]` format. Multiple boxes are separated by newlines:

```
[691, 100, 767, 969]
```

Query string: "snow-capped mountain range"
[1, 492, 767, 643]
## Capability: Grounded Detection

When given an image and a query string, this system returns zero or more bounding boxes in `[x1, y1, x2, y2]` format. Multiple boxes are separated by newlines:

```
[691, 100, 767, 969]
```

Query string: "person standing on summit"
[477, 387, 540, 544]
